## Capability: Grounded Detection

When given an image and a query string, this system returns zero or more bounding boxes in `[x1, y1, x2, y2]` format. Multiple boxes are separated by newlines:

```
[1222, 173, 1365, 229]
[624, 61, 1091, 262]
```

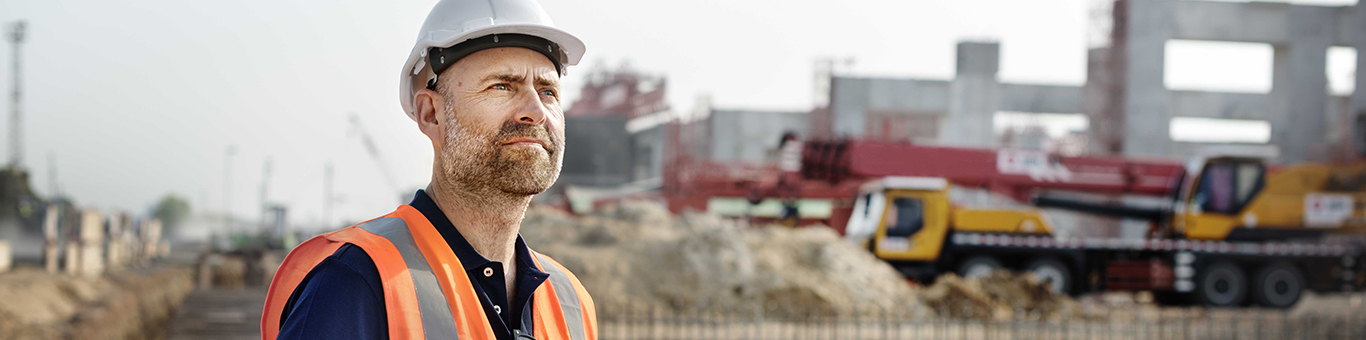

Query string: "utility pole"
[47, 153, 56, 198]
[7, 21, 24, 169]
[259, 157, 272, 226]
[322, 162, 333, 228]
[223, 145, 236, 235]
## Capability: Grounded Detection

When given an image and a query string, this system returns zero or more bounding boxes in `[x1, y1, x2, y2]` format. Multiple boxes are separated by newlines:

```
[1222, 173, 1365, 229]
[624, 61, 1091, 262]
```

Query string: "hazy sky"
[0, 0, 1357, 226]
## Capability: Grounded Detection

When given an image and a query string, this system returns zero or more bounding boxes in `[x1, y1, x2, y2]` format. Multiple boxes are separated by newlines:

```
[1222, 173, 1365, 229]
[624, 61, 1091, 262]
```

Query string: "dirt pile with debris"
[0, 265, 195, 340]
[196, 250, 282, 289]
[521, 201, 925, 317]
[919, 271, 1082, 321]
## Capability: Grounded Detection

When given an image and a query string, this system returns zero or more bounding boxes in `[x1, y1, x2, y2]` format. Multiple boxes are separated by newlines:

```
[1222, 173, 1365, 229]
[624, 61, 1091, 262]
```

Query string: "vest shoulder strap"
[530, 250, 597, 340]
[261, 232, 346, 340]
[262, 220, 433, 340]
[352, 216, 462, 340]
[262, 212, 468, 340]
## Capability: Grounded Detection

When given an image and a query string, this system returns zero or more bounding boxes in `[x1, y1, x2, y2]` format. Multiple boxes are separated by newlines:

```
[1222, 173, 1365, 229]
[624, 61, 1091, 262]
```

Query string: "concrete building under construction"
[649, 0, 1366, 175]
[554, 0, 1364, 223]
[823, 0, 1365, 163]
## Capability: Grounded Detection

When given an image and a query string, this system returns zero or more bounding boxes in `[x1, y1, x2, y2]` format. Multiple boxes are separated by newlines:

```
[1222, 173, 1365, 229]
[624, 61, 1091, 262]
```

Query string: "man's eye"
[492, 84, 509, 90]
[540, 89, 556, 97]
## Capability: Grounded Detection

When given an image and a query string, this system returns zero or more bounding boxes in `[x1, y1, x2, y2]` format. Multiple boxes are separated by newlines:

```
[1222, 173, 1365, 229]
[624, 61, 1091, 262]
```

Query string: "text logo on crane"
[996, 150, 1073, 182]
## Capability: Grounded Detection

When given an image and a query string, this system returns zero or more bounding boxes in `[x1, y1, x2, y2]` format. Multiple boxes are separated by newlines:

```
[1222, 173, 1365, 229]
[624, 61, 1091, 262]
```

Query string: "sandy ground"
[163, 289, 267, 340]
[0, 264, 195, 340]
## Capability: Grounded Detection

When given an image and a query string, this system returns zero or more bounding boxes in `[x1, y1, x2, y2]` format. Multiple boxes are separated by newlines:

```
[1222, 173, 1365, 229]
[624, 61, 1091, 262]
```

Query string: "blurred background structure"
[0, 0, 1363, 339]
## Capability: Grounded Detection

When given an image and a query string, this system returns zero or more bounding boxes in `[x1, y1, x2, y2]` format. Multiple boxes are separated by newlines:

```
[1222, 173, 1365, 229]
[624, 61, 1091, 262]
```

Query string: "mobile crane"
[790, 139, 1365, 308]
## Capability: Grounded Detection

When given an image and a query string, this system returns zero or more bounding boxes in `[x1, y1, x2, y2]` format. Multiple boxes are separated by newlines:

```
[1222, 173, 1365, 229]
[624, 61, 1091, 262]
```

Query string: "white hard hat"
[399, 0, 586, 120]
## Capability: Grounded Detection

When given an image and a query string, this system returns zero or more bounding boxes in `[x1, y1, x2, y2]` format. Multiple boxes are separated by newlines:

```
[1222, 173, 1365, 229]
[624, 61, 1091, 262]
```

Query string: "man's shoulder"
[277, 244, 389, 338]
[324, 244, 381, 278]
[289, 243, 384, 299]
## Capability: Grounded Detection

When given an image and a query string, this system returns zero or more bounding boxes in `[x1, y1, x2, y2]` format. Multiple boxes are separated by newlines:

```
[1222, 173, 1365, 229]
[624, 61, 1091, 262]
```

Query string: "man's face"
[432, 47, 565, 196]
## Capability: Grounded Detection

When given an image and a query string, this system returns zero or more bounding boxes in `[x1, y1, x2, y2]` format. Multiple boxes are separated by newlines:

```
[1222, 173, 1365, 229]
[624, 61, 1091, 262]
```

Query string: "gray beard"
[438, 103, 563, 197]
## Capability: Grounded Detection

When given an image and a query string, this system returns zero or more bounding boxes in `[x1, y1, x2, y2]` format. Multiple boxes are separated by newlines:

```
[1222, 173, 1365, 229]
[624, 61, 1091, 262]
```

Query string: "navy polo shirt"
[277, 189, 551, 340]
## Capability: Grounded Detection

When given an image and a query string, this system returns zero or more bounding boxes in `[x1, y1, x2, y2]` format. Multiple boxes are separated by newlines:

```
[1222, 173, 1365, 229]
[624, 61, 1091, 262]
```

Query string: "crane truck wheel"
[958, 256, 1003, 279]
[1025, 257, 1073, 294]
[1152, 291, 1194, 306]
[1251, 262, 1305, 309]
[1196, 261, 1248, 307]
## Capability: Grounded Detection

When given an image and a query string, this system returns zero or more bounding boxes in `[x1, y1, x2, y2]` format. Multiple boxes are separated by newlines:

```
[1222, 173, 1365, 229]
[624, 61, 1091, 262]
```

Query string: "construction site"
[1, 0, 1365, 339]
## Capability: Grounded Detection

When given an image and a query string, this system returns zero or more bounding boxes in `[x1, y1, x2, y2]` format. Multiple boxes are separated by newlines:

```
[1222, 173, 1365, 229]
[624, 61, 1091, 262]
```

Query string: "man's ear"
[414, 88, 444, 144]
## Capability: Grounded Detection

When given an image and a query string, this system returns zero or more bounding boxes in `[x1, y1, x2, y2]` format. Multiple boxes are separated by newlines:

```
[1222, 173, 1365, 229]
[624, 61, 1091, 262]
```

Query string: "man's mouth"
[500, 137, 548, 150]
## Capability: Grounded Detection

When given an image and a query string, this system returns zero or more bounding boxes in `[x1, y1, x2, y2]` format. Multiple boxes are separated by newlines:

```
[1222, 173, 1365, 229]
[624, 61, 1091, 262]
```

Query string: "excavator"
[791, 139, 1366, 308]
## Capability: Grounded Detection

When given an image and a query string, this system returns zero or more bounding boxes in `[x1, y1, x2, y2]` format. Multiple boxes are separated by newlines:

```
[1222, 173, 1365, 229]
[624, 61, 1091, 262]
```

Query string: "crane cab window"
[1194, 161, 1264, 215]
[846, 192, 883, 239]
[861, 193, 874, 218]
[885, 197, 925, 238]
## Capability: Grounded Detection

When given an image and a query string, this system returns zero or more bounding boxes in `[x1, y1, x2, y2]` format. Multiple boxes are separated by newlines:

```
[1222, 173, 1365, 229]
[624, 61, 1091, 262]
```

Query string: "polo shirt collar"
[408, 189, 548, 275]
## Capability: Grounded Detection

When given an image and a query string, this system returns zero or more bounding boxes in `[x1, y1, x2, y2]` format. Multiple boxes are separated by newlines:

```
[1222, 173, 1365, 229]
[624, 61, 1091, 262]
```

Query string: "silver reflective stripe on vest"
[358, 217, 460, 340]
[534, 252, 586, 340]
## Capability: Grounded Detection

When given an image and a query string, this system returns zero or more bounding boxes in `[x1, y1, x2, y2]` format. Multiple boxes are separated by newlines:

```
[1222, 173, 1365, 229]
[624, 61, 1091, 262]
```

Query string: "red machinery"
[800, 139, 1185, 201]
[663, 138, 1187, 234]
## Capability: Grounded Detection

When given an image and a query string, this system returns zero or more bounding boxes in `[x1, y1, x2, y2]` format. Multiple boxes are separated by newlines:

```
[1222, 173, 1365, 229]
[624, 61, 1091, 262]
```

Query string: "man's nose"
[514, 88, 549, 125]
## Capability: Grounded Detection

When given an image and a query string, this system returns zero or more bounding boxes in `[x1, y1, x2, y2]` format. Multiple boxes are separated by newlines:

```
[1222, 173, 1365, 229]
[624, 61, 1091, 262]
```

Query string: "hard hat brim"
[399, 24, 585, 120]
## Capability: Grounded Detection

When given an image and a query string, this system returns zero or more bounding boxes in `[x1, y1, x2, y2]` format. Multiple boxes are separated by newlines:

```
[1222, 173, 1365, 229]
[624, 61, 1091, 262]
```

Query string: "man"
[260, 0, 594, 339]
[775, 132, 802, 226]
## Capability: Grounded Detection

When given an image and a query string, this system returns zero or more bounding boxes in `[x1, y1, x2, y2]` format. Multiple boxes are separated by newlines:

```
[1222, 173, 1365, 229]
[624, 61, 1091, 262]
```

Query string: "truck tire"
[1026, 257, 1073, 294]
[1153, 291, 1194, 306]
[958, 256, 1003, 279]
[1251, 262, 1305, 309]
[1196, 261, 1247, 307]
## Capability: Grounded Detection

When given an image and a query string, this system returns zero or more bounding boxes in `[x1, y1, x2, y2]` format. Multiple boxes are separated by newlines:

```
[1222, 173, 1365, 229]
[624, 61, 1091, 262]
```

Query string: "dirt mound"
[196, 250, 284, 289]
[521, 201, 924, 317]
[919, 271, 1079, 321]
[0, 265, 195, 340]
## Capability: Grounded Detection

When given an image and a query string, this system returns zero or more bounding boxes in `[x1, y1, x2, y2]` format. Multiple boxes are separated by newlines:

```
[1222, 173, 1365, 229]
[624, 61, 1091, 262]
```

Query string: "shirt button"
[494, 305, 502, 314]
[483, 267, 494, 277]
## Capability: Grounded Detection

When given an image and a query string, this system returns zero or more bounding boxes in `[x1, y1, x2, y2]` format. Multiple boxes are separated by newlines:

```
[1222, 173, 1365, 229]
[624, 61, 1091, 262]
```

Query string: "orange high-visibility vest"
[260, 205, 597, 340]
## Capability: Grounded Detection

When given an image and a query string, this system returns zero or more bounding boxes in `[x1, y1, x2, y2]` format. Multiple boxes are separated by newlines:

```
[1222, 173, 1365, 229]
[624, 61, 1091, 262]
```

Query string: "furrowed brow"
[535, 73, 560, 88]
[480, 73, 526, 85]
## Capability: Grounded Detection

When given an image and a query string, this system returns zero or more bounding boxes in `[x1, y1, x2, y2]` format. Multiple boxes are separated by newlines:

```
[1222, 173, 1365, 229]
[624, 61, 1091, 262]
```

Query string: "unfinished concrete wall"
[828, 77, 950, 138]
[629, 124, 667, 181]
[63, 210, 104, 278]
[947, 42, 1003, 147]
[0, 241, 10, 273]
[561, 117, 632, 187]
[42, 206, 57, 273]
[998, 84, 1083, 114]
[141, 219, 162, 263]
[1122, 0, 1359, 161]
[1121, 0, 1175, 157]
[708, 109, 810, 163]
[825, 1, 1359, 161]
[1275, 5, 1336, 162]
[1353, 5, 1366, 138]
[829, 41, 1092, 147]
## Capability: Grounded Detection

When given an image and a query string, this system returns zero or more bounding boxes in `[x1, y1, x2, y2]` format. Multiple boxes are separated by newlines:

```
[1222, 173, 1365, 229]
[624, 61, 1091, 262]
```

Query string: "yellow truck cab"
[1174, 155, 1366, 241]
[846, 176, 1068, 292]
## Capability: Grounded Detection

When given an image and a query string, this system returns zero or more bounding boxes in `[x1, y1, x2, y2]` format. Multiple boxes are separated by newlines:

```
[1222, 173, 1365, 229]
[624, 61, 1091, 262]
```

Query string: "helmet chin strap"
[425, 34, 567, 91]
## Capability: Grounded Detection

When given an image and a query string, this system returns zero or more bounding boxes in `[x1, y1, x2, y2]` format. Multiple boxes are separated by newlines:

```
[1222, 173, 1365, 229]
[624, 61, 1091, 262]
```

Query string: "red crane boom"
[801, 139, 1186, 202]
